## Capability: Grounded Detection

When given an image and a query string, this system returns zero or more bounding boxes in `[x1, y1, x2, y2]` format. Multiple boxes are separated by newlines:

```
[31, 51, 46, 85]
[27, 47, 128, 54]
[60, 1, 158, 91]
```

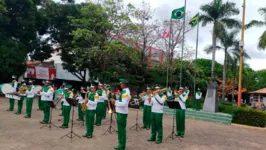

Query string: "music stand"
[41, 100, 60, 130]
[103, 100, 117, 135]
[129, 99, 142, 132]
[165, 100, 182, 142]
[60, 98, 81, 143]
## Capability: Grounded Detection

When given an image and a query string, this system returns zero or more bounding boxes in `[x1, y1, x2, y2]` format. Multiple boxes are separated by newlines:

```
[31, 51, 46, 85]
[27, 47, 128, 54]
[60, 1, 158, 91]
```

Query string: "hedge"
[218, 104, 266, 127]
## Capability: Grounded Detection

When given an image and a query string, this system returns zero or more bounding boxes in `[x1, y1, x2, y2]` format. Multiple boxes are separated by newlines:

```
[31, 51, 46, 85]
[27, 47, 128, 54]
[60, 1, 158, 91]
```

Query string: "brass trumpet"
[153, 88, 168, 94]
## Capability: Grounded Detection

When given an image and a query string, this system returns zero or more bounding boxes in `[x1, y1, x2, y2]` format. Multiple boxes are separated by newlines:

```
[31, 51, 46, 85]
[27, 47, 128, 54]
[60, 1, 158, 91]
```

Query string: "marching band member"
[59, 85, 74, 128]
[147, 86, 167, 144]
[7, 76, 18, 111]
[39, 81, 54, 124]
[77, 87, 86, 121]
[15, 80, 27, 115]
[103, 83, 110, 119]
[166, 86, 173, 97]
[111, 78, 130, 150]
[25, 80, 35, 118]
[83, 85, 99, 138]
[184, 86, 190, 107]
[175, 87, 187, 137]
[141, 87, 152, 129]
[59, 82, 66, 116]
[38, 81, 46, 111]
[195, 88, 202, 111]
[95, 82, 107, 126]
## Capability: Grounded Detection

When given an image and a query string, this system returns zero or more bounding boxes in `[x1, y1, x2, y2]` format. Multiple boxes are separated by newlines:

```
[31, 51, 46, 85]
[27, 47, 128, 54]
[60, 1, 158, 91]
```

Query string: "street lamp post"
[237, 0, 246, 107]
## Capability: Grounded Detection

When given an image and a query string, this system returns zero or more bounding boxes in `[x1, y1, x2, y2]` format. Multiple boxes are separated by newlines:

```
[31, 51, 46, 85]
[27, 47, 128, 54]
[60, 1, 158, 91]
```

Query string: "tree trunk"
[222, 49, 227, 101]
[211, 26, 217, 81]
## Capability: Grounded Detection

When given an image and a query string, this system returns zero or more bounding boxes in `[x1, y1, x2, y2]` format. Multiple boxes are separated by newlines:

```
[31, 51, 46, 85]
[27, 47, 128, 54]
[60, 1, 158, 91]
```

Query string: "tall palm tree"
[204, 30, 239, 101]
[199, 0, 240, 81]
[246, 7, 266, 49]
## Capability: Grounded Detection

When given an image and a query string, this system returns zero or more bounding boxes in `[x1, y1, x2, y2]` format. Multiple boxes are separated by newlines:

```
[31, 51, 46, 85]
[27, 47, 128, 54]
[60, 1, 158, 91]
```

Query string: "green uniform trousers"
[176, 109, 186, 136]
[116, 113, 128, 149]
[103, 100, 108, 119]
[8, 98, 15, 111]
[42, 101, 50, 123]
[26, 98, 34, 117]
[85, 110, 96, 136]
[63, 105, 71, 126]
[38, 96, 42, 110]
[195, 100, 200, 111]
[149, 112, 163, 142]
[95, 102, 105, 125]
[143, 105, 152, 128]
[185, 100, 189, 108]
[16, 96, 25, 114]
[78, 103, 84, 120]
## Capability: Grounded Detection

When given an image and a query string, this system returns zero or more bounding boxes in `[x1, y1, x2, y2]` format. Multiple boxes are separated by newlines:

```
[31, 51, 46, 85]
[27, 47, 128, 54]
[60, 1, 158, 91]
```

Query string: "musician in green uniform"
[111, 78, 130, 150]
[175, 87, 187, 137]
[77, 87, 86, 121]
[25, 80, 35, 118]
[103, 83, 110, 119]
[83, 85, 99, 138]
[141, 87, 152, 129]
[15, 80, 27, 115]
[59, 85, 74, 128]
[195, 88, 202, 111]
[147, 86, 167, 144]
[95, 83, 107, 126]
[39, 81, 54, 124]
[7, 76, 18, 111]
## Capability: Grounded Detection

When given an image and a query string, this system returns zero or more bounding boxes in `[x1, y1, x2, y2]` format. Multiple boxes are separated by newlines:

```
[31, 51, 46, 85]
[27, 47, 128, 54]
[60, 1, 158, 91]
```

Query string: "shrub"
[218, 104, 266, 127]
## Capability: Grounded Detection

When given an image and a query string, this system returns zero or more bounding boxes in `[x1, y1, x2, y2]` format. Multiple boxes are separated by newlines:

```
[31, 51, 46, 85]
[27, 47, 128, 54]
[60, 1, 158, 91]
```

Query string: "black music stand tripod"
[41, 100, 60, 130]
[103, 101, 117, 135]
[129, 104, 142, 132]
[165, 101, 182, 142]
[60, 98, 81, 143]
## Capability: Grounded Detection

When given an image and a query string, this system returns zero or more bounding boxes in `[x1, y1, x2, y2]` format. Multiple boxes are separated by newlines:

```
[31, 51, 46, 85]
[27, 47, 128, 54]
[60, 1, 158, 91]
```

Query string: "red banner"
[26, 66, 56, 80]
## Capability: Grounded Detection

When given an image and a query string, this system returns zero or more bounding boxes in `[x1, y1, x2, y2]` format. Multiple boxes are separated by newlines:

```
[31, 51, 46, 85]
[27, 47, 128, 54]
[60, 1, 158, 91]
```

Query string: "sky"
[60, 0, 266, 71]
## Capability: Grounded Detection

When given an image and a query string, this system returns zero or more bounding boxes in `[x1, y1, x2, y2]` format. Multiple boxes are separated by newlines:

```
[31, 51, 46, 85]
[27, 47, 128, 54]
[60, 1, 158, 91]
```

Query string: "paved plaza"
[0, 97, 265, 150]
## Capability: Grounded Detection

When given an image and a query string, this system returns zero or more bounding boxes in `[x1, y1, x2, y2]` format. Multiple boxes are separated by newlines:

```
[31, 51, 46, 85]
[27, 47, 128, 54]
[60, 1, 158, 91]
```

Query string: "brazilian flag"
[171, 7, 185, 20]
[189, 13, 199, 27]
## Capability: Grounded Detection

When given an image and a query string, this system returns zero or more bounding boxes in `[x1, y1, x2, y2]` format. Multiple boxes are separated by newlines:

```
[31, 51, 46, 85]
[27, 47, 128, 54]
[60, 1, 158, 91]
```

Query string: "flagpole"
[166, 19, 173, 88]
[193, 13, 200, 107]
[180, 0, 187, 88]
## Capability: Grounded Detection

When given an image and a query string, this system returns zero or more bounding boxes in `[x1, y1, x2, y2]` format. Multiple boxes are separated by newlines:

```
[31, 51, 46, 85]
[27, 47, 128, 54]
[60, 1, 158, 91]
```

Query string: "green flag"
[171, 7, 185, 20]
[189, 13, 199, 27]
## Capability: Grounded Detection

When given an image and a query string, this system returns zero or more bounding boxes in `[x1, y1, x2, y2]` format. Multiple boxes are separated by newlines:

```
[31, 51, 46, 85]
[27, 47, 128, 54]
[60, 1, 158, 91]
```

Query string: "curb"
[232, 123, 266, 131]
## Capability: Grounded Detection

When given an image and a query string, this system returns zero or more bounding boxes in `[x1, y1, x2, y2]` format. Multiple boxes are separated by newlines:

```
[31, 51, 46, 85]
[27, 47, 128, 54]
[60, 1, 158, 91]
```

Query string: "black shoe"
[147, 137, 156, 142]
[40, 121, 47, 124]
[82, 134, 88, 137]
[24, 116, 30, 118]
[156, 141, 162, 144]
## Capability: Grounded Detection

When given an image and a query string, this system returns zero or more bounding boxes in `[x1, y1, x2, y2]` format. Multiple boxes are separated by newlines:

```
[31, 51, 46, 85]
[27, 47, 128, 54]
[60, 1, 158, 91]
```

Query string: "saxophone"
[81, 92, 89, 112]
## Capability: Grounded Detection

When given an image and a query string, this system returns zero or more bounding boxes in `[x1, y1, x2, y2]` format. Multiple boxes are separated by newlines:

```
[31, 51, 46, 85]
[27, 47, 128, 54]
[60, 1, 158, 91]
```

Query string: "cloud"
[56, 0, 266, 70]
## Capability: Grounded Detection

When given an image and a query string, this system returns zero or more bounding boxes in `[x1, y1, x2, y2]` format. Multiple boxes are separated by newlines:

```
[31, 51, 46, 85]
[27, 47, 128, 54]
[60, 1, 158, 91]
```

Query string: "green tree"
[194, 58, 223, 90]
[199, 0, 240, 81]
[0, 0, 52, 81]
[246, 7, 266, 49]
[204, 30, 250, 101]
